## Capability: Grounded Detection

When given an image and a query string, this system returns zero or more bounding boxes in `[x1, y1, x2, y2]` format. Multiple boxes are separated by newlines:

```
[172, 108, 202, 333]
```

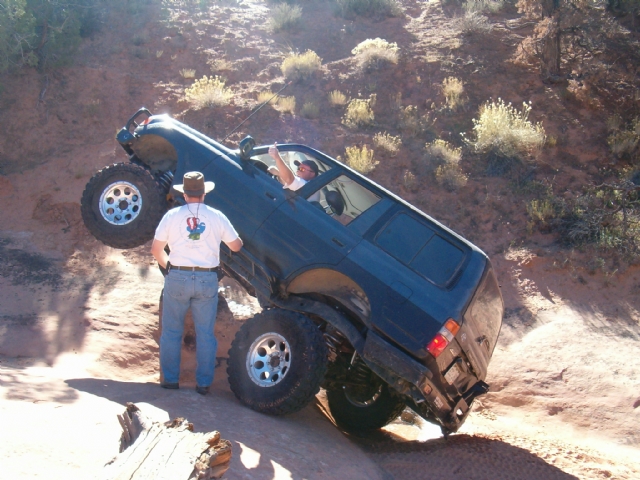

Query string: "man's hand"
[268, 143, 294, 186]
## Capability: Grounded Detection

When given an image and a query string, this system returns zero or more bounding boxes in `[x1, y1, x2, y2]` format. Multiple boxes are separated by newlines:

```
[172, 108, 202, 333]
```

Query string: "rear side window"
[375, 213, 465, 286]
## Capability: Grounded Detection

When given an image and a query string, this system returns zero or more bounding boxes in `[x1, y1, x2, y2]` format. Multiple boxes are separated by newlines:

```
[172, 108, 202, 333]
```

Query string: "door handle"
[265, 192, 276, 200]
[332, 238, 344, 247]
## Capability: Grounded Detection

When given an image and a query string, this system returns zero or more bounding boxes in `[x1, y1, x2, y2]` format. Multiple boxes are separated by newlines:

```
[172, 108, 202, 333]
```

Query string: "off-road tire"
[81, 163, 168, 249]
[227, 309, 328, 415]
[327, 378, 405, 433]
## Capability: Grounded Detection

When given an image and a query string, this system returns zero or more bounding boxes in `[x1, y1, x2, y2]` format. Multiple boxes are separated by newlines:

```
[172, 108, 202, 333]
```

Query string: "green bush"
[0, 0, 109, 72]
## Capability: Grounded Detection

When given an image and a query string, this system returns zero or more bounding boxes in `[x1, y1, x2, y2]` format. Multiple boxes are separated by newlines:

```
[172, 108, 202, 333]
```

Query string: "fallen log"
[103, 403, 232, 480]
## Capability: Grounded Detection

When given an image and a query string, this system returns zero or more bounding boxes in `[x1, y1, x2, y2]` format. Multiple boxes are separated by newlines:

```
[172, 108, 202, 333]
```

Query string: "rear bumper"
[362, 331, 489, 432]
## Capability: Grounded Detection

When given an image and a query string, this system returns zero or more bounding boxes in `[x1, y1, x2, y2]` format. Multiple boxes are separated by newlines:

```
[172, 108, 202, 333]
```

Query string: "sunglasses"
[297, 166, 311, 173]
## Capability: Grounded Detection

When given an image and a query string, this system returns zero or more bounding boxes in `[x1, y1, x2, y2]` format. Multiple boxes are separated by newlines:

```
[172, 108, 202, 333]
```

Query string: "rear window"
[375, 213, 465, 286]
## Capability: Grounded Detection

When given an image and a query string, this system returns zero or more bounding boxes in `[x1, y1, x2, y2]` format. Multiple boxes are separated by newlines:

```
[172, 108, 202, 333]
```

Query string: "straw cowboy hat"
[173, 171, 215, 196]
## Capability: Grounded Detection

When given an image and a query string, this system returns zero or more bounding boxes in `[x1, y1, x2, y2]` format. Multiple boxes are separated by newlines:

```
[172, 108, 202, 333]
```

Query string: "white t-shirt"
[154, 203, 239, 268]
[285, 176, 320, 202]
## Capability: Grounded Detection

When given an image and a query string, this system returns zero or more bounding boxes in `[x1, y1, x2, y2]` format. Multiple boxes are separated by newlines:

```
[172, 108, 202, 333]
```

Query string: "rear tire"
[227, 309, 328, 415]
[80, 163, 168, 249]
[327, 364, 405, 433]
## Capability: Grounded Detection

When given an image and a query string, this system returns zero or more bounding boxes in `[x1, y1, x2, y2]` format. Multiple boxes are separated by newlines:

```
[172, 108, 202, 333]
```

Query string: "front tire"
[227, 309, 328, 415]
[327, 362, 405, 433]
[80, 162, 168, 249]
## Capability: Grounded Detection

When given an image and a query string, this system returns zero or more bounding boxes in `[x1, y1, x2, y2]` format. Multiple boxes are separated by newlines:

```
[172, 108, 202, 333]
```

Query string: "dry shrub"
[344, 145, 378, 174]
[458, 12, 493, 35]
[425, 140, 467, 191]
[184, 75, 233, 108]
[441, 77, 466, 110]
[281, 50, 322, 83]
[342, 95, 376, 129]
[269, 3, 302, 32]
[301, 102, 319, 119]
[465, 99, 545, 173]
[277, 95, 296, 114]
[328, 90, 348, 106]
[180, 68, 196, 79]
[373, 132, 402, 156]
[351, 38, 399, 71]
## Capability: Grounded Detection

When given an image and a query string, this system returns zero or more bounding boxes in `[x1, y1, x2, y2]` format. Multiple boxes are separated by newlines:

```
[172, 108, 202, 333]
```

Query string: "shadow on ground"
[66, 376, 577, 480]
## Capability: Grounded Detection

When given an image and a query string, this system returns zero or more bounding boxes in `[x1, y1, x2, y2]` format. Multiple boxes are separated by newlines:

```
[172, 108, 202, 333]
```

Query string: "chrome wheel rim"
[99, 181, 142, 225]
[246, 332, 291, 387]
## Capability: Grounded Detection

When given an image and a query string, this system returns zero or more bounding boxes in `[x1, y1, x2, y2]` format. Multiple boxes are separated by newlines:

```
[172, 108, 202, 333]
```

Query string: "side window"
[375, 213, 465, 286]
[250, 150, 330, 185]
[307, 175, 381, 226]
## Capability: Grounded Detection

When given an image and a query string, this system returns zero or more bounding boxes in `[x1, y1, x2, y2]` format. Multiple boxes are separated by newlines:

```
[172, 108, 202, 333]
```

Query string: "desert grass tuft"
[336, 0, 403, 19]
[351, 38, 399, 71]
[276, 95, 296, 114]
[269, 4, 302, 32]
[180, 68, 196, 79]
[328, 90, 348, 107]
[301, 102, 319, 119]
[281, 50, 322, 83]
[441, 77, 466, 110]
[343, 95, 376, 129]
[403, 170, 417, 191]
[257, 91, 279, 105]
[184, 75, 233, 109]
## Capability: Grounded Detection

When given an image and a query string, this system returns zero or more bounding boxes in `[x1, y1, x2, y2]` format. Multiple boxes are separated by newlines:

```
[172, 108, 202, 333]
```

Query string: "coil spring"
[323, 331, 344, 361]
[156, 170, 174, 193]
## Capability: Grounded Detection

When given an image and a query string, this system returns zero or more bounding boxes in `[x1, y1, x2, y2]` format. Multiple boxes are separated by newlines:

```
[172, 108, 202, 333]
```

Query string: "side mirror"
[239, 136, 256, 160]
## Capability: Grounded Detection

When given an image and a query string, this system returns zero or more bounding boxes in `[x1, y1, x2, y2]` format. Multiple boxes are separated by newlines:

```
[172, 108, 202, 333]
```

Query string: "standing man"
[151, 171, 243, 395]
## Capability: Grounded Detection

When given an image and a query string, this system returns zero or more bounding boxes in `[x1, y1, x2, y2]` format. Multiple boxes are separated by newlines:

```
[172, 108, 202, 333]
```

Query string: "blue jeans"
[160, 269, 219, 387]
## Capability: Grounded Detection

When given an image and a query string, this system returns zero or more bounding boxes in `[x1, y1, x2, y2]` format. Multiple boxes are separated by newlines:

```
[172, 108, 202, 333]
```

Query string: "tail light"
[427, 319, 460, 358]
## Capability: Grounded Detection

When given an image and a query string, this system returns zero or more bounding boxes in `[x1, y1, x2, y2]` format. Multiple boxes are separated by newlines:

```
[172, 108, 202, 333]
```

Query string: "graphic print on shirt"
[186, 217, 206, 240]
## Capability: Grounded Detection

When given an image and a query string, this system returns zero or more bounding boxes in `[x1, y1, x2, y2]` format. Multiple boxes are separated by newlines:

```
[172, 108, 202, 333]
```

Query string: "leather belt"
[171, 265, 219, 272]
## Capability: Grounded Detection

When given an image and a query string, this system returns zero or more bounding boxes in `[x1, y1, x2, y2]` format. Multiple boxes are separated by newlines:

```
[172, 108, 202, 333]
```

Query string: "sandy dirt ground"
[1, 0, 640, 478]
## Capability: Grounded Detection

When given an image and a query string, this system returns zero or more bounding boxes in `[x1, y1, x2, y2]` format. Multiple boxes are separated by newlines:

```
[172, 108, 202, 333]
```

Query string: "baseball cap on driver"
[293, 159, 319, 176]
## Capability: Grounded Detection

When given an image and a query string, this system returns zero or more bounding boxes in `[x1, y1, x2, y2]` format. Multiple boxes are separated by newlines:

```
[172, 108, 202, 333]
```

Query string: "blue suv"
[81, 108, 504, 435]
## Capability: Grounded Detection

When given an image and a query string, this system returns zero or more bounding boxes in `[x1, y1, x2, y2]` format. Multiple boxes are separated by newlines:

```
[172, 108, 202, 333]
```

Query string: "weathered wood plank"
[103, 403, 232, 480]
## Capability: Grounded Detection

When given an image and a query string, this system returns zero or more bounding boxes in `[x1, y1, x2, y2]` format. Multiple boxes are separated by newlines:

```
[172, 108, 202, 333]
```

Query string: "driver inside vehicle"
[267, 143, 321, 202]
